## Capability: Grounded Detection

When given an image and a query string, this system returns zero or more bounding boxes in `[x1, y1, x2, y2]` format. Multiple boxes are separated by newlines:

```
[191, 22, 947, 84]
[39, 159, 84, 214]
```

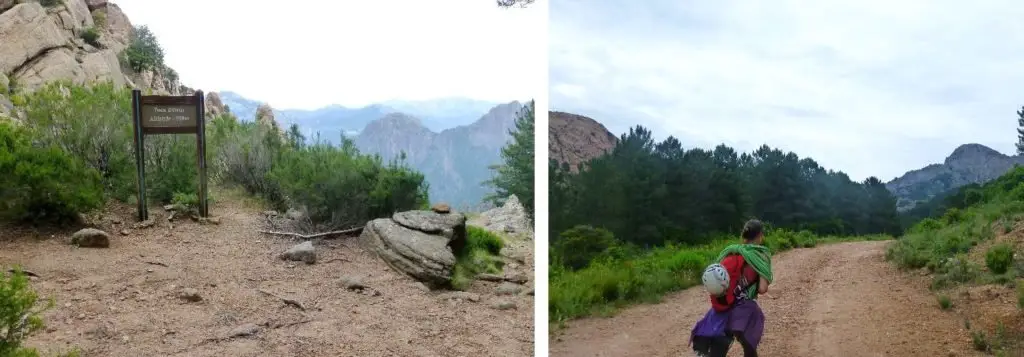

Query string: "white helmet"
[701, 263, 730, 296]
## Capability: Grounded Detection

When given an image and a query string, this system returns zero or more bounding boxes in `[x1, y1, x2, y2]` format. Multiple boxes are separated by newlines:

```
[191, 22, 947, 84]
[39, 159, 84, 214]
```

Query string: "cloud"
[114, 0, 543, 109]
[550, 0, 1024, 181]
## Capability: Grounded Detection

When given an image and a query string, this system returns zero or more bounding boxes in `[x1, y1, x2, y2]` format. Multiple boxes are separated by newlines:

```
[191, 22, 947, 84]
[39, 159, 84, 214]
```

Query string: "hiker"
[690, 219, 773, 357]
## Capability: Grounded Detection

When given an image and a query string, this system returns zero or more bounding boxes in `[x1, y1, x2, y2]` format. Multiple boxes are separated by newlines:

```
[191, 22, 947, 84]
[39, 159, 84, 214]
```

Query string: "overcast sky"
[115, 0, 543, 110]
[550, 0, 1024, 182]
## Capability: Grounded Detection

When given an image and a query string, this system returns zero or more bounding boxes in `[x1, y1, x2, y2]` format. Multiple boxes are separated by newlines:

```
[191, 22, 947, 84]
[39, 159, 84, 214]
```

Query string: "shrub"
[208, 117, 286, 206]
[553, 225, 619, 270]
[92, 12, 106, 28]
[452, 227, 505, 290]
[269, 139, 427, 230]
[937, 294, 951, 309]
[467, 226, 503, 255]
[39, 0, 61, 7]
[985, 244, 1014, 275]
[80, 27, 100, 47]
[18, 82, 136, 200]
[0, 269, 51, 356]
[121, 25, 165, 73]
[0, 121, 103, 224]
[143, 135, 201, 204]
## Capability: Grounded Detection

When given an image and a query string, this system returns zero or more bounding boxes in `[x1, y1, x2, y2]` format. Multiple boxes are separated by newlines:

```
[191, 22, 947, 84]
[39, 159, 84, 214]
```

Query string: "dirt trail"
[1, 199, 533, 357]
[550, 241, 986, 357]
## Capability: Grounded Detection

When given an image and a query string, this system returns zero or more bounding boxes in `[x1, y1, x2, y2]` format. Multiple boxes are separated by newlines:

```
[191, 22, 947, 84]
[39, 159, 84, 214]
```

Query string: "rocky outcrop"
[886, 143, 1024, 211]
[360, 210, 468, 287]
[206, 91, 226, 116]
[476, 195, 532, 237]
[549, 111, 618, 172]
[0, 0, 182, 96]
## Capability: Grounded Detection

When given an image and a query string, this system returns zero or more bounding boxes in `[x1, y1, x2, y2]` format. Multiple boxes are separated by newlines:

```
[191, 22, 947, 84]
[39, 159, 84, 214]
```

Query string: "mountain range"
[885, 143, 1024, 211]
[220, 92, 524, 210]
[217, 92, 501, 142]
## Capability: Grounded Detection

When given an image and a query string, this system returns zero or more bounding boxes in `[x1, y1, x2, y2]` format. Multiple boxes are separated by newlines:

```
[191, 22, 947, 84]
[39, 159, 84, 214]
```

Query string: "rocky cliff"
[354, 102, 525, 209]
[0, 0, 190, 120]
[886, 143, 1024, 211]
[549, 111, 618, 172]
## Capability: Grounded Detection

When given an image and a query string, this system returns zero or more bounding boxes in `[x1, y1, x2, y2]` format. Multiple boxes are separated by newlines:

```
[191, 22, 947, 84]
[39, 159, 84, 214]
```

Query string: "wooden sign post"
[131, 90, 209, 221]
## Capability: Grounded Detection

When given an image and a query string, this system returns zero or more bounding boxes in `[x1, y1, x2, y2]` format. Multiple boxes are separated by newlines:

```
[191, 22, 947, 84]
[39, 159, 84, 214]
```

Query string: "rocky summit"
[359, 209, 468, 288]
[549, 111, 618, 172]
[886, 143, 1024, 211]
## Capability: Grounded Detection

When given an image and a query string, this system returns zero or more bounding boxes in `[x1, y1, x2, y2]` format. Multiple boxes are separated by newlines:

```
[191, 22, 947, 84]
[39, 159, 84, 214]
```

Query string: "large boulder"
[360, 210, 467, 287]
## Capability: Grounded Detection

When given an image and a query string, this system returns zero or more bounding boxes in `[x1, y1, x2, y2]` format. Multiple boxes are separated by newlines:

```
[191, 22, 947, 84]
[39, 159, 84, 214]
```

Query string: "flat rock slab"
[392, 210, 466, 236]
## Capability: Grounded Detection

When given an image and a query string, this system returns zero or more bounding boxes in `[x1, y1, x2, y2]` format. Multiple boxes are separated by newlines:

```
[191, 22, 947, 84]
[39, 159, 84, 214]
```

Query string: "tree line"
[549, 125, 902, 256]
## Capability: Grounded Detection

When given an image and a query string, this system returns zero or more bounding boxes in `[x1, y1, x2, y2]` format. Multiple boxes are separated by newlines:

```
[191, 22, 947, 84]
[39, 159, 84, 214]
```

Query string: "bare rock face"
[206, 91, 226, 116]
[360, 210, 468, 287]
[477, 194, 532, 237]
[886, 143, 1024, 211]
[0, 3, 69, 76]
[549, 111, 618, 172]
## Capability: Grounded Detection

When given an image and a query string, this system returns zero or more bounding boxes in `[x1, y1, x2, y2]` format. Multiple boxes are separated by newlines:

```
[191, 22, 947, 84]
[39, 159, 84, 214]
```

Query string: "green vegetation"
[120, 25, 164, 73]
[39, 0, 62, 7]
[0, 269, 79, 357]
[80, 27, 100, 47]
[986, 244, 1014, 275]
[92, 12, 106, 29]
[485, 100, 534, 217]
[2, 80, 428, 229]
[549, 124, 902, 323]
[937, 294, 952, 310]
[0, 121, 103, 224]
[452, 226, 505, 290]
[889, 163, 1024, 353]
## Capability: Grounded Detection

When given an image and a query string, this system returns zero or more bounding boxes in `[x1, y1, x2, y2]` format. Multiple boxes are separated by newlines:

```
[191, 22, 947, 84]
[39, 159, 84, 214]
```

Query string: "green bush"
[39, 0, 61, 7]
[986, 244, 1015, 274]
[269, 139, 428, 230]
[451, 227, 505, 290]
[207, 117, 286, 207]
[937, 294, 952, 309]
[1017, 283, 1024, 309]
[80, 27, 100, 47]
[0, 269, 50, 356]
[467, 226, 503, 255]
[143, 135, 201, 204]
[18, 82, 135, 200]
[120, 25, 165, 73]
[552, 225, 620, 270]
[0, 122, 103, 224]
[92, 12, 106, 28]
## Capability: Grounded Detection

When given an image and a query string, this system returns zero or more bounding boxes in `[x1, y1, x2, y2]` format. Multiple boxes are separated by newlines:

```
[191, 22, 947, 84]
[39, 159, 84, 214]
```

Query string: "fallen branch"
[7, 269, 39, 277]
[257, 226, 363, 240]
[144, 261, 168, 267]
[256, 289, 306, 311]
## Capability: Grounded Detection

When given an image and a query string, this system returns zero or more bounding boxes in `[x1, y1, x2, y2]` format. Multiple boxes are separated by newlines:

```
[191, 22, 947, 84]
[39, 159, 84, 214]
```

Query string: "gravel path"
[549, 241, 985, 357]
[2, 200, 533, 356]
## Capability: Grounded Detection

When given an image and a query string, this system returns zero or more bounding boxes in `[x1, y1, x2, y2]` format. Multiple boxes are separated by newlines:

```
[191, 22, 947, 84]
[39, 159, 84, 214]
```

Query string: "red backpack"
[709, 253, 752, 312]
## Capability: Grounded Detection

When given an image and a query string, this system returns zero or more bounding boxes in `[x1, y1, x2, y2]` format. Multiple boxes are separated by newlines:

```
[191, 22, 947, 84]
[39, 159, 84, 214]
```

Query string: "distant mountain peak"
[945, 143, 1006, 165]
[887, 143, 1024, 211]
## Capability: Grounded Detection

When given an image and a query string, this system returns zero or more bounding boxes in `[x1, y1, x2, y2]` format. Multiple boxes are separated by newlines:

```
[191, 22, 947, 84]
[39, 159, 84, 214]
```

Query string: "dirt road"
[2, 200, 533, 357]
[549, 241, 986, 357]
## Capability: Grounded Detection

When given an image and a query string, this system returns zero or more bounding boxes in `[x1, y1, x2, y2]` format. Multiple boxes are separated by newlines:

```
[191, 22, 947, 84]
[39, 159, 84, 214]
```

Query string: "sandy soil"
[549, 241, 989, 357]
[1, 200, 533, 357]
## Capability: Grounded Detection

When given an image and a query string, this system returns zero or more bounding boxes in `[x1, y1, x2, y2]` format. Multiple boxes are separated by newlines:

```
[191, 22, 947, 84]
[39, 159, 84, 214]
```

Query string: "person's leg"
[731, 331, 757, 357]
[705, 335, 733, 357]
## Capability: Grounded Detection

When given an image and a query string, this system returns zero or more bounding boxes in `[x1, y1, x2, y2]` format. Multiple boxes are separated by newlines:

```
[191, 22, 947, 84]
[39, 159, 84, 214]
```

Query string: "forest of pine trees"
[549, 125, 903, 260]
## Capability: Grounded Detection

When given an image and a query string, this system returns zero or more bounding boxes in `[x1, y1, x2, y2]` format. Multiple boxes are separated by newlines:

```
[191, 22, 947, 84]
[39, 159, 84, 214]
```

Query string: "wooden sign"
[131, 90, 209, 221]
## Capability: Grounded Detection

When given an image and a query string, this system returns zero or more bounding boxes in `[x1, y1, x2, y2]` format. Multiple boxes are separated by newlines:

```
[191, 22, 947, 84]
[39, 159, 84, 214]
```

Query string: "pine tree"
[1016, 106, 1024, 155]
[484, 100, 535, 217]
